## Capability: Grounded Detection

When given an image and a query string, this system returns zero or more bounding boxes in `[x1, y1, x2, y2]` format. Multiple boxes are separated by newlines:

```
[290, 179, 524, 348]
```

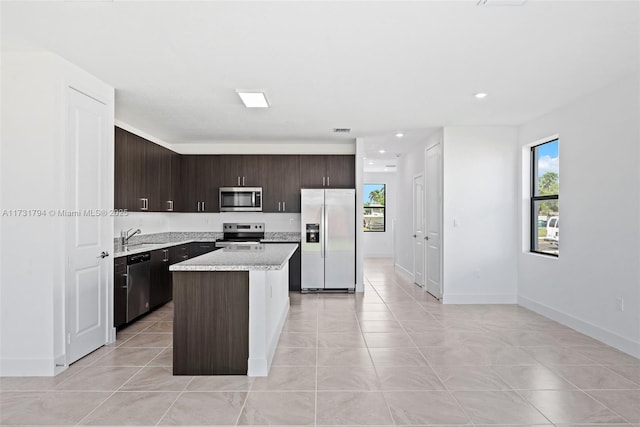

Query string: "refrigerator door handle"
[320, 203, 325, 258]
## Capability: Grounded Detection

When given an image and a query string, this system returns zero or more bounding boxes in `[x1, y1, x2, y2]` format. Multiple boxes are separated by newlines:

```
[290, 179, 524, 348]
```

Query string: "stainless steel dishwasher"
[126, 252, 151, 322]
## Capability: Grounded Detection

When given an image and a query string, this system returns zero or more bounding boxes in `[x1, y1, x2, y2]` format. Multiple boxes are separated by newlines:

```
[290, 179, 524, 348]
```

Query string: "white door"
[413, 174, 425, 287]
[425, 144, 442, 299]
[66, 88, 110, 364]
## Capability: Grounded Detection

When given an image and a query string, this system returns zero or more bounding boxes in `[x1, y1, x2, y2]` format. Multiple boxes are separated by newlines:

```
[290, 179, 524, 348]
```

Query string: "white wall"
[394, 127, 519, 303]
[442, 127, 519, 304]
[395, 130, 443, 279]
[517, 74, 640, 357]
[0, 52, 114, 375]
[362, 172, 397, 258]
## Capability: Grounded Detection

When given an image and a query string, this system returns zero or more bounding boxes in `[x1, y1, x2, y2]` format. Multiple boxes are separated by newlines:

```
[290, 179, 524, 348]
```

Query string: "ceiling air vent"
[333, 128, 351, 133]
[477, 0, 527, 5]
[385, 165, 397, 168]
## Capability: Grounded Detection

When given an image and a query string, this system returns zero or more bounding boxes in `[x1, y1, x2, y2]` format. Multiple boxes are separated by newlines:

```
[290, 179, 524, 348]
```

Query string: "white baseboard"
[394, 263, 414, 282]
[443, 293, 517, 304]
[0, 358, 56, 377]
[519, 296, 640, 359]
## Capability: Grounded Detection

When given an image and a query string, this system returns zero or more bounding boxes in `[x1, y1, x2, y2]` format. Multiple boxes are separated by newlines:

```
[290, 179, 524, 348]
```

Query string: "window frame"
[530, 138, 559, 257]
[363, 183, 386, 233]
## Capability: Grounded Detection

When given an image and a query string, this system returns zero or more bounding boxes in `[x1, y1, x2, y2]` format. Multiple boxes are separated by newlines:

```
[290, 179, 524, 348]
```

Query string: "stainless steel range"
[215, 223, 265, 248]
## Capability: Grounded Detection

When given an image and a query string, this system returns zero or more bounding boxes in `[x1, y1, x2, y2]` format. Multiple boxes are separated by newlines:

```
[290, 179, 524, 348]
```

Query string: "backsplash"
[113, 230, 300, 249]
[114, 212, 301, 238]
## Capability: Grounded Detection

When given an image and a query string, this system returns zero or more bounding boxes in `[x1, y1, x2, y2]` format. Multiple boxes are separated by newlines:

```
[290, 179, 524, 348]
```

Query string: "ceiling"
[2, 1, 638, 170]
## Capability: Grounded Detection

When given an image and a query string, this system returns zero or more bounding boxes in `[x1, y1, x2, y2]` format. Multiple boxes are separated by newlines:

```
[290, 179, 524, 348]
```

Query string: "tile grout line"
[75, 314, 168, 426]
[315, 293, 319, 427]
[362, 270, 400, 426]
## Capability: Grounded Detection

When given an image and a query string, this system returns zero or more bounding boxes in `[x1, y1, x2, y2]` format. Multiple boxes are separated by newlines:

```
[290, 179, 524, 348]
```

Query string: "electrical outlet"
[616, 297, 624, 312]
[289, 218, 294, 224]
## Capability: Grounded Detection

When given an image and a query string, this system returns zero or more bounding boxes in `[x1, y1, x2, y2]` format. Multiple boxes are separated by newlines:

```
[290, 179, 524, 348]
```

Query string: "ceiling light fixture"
[237, 91, 269, 108]
[379, 149, 386, 154]
[395, 132, 404, 138]
[474, 92, 488, 99]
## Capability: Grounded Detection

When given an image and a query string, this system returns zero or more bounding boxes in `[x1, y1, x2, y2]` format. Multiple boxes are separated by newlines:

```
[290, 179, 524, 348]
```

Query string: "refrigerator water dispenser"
[306, 224, 320, 243]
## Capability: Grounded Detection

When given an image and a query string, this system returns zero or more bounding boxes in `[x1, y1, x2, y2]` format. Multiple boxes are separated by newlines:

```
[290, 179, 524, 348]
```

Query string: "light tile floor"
[2, 258, 639, 425]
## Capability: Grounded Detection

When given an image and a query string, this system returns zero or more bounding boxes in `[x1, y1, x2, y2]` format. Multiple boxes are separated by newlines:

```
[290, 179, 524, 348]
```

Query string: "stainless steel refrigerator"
[301, 188, 356, 292]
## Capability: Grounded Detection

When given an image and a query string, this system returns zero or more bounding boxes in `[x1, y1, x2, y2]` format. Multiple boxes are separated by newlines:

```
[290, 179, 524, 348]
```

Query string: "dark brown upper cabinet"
[300, 155, 355, 189]
[220, 155, 265, 187]
[114, 128, 147, 211]
[114, 127, 180, 212]
[115, 126, 354, 214]
[262, 155, 301, 213]
[181, 155, 220, 212]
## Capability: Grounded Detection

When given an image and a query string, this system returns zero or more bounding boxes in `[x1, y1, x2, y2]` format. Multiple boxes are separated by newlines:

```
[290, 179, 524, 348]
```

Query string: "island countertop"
[169, 243, 298, 272]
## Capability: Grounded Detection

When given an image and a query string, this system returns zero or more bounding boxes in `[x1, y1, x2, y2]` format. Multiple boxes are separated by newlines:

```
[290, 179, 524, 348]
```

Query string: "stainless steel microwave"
[219, 187, 263, 212]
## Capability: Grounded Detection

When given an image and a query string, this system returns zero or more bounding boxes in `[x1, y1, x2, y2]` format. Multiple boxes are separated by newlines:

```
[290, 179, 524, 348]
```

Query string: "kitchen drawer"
[189, 241, 217, 258]
[170, 244, 190, 263]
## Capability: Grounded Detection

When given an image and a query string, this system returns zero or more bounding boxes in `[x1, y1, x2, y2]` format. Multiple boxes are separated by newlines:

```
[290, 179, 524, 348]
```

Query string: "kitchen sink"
[123, 243, 159, 252]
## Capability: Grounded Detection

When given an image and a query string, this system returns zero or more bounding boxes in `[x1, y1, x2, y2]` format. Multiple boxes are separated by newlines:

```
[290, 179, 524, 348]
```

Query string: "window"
[531, 138, 559, 256]
[363, 183, 385, 232]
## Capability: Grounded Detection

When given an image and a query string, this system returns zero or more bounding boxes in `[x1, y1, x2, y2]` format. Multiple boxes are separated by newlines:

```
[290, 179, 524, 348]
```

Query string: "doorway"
[413, 174, 425, 287]
[425, 143, 442, 299]
[65, 87, 111, 364]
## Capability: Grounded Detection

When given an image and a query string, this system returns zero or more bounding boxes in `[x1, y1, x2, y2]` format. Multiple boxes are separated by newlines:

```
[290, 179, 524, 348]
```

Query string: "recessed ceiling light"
[474, 92, 488, 99]
[395, 132, 404, 138]
[237, 91, 269, 108]
[379, 149, 386, 154]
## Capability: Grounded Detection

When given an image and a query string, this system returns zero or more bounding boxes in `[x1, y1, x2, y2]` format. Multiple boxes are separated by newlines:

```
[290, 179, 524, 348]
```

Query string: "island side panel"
[173, 271, 249, 375]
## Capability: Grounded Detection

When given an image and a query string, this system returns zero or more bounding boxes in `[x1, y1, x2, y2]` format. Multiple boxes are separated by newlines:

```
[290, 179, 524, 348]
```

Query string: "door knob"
[413, 234, 417, 238]
[98, 251, 110, 258]
[424, 236, 429, 240]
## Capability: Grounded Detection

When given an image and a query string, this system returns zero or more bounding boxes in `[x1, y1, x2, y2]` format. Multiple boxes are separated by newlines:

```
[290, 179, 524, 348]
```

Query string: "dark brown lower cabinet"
[173, 271, 249, 375]
[150, 249, 171, 310]
[288, 246, 301, 291]
[189, 242, 217, 258]
[114, 258, 128, 328]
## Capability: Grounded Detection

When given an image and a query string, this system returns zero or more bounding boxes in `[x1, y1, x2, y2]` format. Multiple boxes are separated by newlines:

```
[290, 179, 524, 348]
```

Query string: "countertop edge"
[169, 243, 298, 272]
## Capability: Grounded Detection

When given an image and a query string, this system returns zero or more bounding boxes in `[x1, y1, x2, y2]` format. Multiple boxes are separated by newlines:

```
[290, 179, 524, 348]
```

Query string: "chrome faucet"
[120, 228, 141, 249]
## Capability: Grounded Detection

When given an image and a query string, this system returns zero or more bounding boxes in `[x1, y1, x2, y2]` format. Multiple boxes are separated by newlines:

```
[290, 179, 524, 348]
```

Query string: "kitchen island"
[170, 243, 297, 376]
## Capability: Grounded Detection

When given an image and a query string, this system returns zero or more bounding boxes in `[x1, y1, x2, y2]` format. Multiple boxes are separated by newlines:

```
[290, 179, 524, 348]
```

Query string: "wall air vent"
[477, 0, 527, 5]
[385, 165, 397, 168]
[333, 128, 351, 133]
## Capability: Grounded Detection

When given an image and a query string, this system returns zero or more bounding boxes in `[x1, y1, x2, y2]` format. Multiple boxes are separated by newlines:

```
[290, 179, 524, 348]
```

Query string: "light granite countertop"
[113, 240, 200, 258]
[113, 232, 300, 258]
[170, 243, 298, 272]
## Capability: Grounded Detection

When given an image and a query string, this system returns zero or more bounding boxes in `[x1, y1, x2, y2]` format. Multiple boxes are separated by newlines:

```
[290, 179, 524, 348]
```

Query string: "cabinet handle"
[202, 201, 205, 211]
[278, 201, 281, 212]
[243, 176, 246, 186]
[167, 200, 173, 211]
[322, 176, 325, 187]
[327, 176, 330, 186]
[283, 201, 286, 211]
[237, 176, 241, 186]
[140, 198, 148, 211]
[197, 201, 201, 212]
